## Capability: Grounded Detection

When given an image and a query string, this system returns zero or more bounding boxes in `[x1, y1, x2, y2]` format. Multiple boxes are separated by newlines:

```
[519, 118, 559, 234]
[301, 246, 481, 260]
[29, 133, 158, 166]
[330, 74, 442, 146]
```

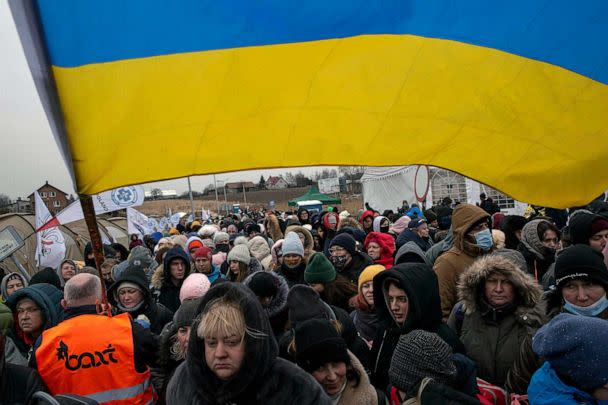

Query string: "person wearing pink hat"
[179, 273, 211, 303]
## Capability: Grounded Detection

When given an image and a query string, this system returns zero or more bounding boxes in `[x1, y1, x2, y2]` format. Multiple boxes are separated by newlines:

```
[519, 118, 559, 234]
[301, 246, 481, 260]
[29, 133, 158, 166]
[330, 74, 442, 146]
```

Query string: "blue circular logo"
[111, 187, 138, 206]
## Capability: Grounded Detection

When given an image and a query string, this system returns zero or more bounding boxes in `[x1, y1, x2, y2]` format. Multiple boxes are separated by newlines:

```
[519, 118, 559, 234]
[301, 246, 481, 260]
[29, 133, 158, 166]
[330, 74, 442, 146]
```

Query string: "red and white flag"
[35, 191, 66, 269]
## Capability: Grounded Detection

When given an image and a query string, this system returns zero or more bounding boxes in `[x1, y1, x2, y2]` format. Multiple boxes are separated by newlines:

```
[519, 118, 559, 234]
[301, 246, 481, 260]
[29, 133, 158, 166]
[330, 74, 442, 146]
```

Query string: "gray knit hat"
[492, 249, 527, 272]
[389, 330, 457, 396]
[227, 244, 251, 265]
[282, 232, 305, 257]
[213, 231, 230, 245]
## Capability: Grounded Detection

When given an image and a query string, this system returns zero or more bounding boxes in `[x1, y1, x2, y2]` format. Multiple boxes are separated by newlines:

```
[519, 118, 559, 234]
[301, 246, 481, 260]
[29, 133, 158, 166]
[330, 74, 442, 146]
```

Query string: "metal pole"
[80, 194, 109, 312]
[223, 182, 228, 214]
[213, 174, 220, 215]
[10, 254, 30, 282]
[242, 182, 247, 205]
[187, 176, 195, 218]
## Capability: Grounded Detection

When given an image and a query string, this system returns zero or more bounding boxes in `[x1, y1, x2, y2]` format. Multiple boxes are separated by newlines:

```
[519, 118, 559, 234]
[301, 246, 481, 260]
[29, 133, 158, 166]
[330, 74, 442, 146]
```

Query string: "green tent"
[288, 186, 342, 207]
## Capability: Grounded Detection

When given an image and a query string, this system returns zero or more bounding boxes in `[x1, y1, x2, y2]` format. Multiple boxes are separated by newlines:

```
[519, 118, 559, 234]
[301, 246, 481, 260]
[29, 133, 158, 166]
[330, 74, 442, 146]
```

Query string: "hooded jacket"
[370, 264, 464, 391]
[336, 351, 380, 405]
[568, 212, 600, 245]
[6, 283, 63, 358]
[517, 219, 556, 282]
[247, 236, 273, 270]
[0, 272, 28, 300]
[156, 246, 191, 312]
[365, 232, 395, 269]
[108, 266, 174, 335]
[0, 337, 47, 405]
[528, 362, 599, 405]
[166, 283, 331, 404]
[243, 271, 290, 337]
[394, 242, 430, 266]
[433, 204, 491, 320]
[448, 254, 546, 388]
[265, 213, 284, 242]
[425, 227, 454, 266]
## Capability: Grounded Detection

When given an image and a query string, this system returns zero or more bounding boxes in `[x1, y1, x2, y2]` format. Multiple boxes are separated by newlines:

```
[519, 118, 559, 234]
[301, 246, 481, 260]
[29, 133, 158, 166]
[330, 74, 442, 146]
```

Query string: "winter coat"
[0, 303, 11, 335]
[340, 251, 374, 285]
[275, 262, 307, 289]
[395, 242, 430, 266]
[201, 264, 225, 284]
[153, 246, 191, 312]
[396, 229, 434, 252]
[0, 357, 46, 405]
[248, 236, 274, 270]
[425, 227, 454, 266]
[6, 283, 63, 359]
[365, 232, 396, 269]
[285, 225, 315, 262]
[528, 362, 600, 405]
[243, 270, 289, 337]
[265, 213, 284, 242]
[370, 264, 464, 391]
[350, 306, 382, 345]
[517, 219, 556, 282]
[166, 283, 331, 405]
[448, 254, 546, 388]
[433, 205, 491, 320]
[337, 351, 380, 405]
[108, 266, 174, 335]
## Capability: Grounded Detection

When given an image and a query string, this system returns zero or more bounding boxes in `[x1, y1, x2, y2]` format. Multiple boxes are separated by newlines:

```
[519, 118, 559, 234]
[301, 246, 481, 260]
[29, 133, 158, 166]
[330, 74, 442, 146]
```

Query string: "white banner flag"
[37, 185, 145, 232]
[127, 207, 152, 237]
[170, 213, 181, 227]
[35, 191, 66, 269]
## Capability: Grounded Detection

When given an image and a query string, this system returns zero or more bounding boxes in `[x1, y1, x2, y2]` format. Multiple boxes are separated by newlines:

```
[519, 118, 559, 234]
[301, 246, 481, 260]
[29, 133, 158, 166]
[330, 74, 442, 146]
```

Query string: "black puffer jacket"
[0, 352, 46, 405]
[275, 261, 307, 289]
[370, 263, 464, 391]
[157, 246, 191, 312]
[108, 265, 174, 335]
[166, 283, 331, 404]
[339, 251, 373, 285]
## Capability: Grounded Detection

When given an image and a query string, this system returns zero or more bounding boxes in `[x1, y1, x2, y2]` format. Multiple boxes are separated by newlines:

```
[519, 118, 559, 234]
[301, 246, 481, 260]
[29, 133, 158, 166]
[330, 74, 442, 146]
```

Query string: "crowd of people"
[1, 194, 608, 404]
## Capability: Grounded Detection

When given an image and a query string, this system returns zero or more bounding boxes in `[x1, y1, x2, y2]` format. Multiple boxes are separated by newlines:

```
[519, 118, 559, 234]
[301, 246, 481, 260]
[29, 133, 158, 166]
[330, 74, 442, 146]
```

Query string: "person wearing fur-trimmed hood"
[243, 270, 290, 337]
[447, 250, 546, 390]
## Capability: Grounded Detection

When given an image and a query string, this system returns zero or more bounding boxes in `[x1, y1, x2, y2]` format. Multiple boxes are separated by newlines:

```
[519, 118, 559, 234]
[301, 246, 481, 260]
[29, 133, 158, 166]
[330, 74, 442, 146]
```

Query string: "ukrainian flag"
[11, 1, 608, 208]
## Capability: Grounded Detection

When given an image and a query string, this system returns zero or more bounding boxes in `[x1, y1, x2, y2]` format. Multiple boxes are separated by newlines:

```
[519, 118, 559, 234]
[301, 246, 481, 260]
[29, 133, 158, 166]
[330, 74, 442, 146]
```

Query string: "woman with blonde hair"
[166, 283, 330, 404]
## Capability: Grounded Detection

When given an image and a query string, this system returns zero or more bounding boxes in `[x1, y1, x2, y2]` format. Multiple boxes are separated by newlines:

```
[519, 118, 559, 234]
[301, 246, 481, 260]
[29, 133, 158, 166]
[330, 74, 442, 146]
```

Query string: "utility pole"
[187, 177, 195, 218]
[242, 182, 247, 205]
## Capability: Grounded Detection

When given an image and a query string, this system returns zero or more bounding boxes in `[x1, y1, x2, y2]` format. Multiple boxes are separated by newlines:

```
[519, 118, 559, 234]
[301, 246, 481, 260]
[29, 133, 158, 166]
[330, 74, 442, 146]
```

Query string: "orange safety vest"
[36, 312, 153, 405]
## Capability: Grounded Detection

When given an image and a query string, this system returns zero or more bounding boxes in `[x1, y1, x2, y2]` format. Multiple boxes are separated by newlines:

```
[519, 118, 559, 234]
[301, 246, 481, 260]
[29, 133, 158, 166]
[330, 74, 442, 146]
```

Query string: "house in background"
[225, 182, 255, 193]
[8, 198, 32, 214]
[28, 181, 71, 215]
[265, 176, 288, 190]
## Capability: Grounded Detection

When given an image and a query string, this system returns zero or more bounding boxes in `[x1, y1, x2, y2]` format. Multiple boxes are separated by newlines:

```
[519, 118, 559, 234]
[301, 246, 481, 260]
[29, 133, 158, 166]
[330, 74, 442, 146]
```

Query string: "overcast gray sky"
[0, 3, 336, 200]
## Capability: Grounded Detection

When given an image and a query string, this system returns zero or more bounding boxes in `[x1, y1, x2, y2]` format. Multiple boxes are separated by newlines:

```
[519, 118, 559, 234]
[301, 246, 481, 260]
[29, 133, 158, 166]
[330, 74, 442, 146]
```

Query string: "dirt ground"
[139, 187, 364, 216]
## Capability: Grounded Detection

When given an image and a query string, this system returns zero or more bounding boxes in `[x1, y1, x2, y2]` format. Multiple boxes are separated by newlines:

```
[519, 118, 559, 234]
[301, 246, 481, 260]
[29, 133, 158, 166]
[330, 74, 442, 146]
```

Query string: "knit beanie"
[117, 282, 143, 294]
[282, 232, 305, 257]
[179, 273, 211, 303]
[128, 246, 156, 270]
[294, 318, 349, 373]
[173, 298, 201, 328]
[389, 330, 457, 396]
[198, 225, 217, 239]
[186, 236, 204, 253]
[591, 217, 608, 236]
[554, 244, 608, 290]
[227, 244, 251, 265]
[213, 231, 230, 245]
[532, 313, 608, 390]
[304, 253, 336, 284]
[357, 265, 385, 293]
[287, 285, 332, 325]
[29, 268, 61, 290]
[247, 272, 278, 298]
[201, 239, 215, 250]
[234, 236, 249, 246]
[329, 233, 357, 256]
[192, 246, 213, 260]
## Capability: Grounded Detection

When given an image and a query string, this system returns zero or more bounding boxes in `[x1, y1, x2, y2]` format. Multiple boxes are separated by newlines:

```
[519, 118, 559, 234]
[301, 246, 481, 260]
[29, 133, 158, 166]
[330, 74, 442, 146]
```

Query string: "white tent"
[360, 166, 433, 213]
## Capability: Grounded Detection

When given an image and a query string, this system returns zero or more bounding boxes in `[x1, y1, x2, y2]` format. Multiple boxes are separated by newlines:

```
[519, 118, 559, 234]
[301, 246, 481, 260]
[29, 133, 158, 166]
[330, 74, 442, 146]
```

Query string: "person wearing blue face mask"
[434, 204, 493, 320]
[547, 244, 608, 320]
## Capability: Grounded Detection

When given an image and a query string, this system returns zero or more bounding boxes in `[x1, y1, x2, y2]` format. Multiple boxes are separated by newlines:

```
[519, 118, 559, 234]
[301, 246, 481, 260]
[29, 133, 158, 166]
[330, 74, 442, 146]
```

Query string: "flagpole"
[80, 194, 110, 313]
[187, 177, 195, 218]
